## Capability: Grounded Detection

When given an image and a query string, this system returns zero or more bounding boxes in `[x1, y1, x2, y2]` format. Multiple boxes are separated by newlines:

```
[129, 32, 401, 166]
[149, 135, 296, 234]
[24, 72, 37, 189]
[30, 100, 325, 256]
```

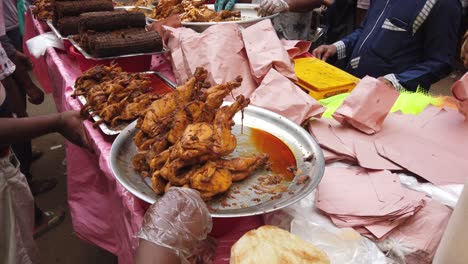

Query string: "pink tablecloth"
[23, 10, 262, 264]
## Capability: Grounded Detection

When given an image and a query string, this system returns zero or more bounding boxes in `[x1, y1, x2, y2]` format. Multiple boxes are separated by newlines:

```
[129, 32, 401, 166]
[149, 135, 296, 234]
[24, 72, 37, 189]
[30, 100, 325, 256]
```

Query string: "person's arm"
[0, 111, 90, 149]
[287, 0, 323, 12]
[382, 0, 462, 91]
[312, 5, 369, 61]
[135, 240, 180, 264]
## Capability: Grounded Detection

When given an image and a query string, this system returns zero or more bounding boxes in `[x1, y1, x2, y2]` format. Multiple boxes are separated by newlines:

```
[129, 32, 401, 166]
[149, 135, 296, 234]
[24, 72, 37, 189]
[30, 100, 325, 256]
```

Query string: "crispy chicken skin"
[131, 68, 269, 200]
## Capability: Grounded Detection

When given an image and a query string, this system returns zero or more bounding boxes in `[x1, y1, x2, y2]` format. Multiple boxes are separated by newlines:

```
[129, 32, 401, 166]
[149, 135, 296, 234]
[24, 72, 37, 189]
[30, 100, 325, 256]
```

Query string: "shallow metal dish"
[47, 19, 69, 40]
[147, 4, 278, 32]
[110, 103, 325, 217]
[69, 38, 168, 60]
[114, 5, 153, 16]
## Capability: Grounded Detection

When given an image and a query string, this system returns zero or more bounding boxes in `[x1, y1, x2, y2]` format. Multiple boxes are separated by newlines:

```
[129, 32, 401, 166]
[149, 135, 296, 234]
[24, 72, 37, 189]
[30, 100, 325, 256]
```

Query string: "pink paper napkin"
[333, 76, 399, 134]
[375, 132, 468, 185]
[387, 199, 452, 264]
[250, 68, 325, 124]
[452, 73, 468, 119]
[165, 24, 257, 98]
[280, 39, 312, 58]
[241, 20, 296, 84]
[451, 72, 468, 101]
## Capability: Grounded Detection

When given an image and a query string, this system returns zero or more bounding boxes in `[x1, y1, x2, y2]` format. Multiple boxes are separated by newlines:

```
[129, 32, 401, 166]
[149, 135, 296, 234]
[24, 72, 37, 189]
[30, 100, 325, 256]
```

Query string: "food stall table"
[23, 10, 262, 264]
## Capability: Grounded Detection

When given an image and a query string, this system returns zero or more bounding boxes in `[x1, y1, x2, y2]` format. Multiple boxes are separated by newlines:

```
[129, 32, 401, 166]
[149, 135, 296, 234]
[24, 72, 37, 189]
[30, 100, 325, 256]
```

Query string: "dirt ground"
[28, 71, 462, 263]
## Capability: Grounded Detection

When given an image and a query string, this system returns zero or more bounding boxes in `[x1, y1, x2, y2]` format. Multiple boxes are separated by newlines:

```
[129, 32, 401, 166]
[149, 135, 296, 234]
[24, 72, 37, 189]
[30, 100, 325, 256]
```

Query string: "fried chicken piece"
[132, 151, 150, 173]
[96, 96, 129, 124]
[160, 95, 249, 181]
[215, 154, 269, 181]
[151, 171, 167, 195]
[111, 94, 160, 127]
[188, 161, 233, 201]
[141, 68, 207, 137]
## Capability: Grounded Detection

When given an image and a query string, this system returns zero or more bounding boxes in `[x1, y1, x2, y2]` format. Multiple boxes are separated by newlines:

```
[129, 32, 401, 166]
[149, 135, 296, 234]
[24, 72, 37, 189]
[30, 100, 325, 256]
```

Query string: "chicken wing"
[215, 154, 269, 181]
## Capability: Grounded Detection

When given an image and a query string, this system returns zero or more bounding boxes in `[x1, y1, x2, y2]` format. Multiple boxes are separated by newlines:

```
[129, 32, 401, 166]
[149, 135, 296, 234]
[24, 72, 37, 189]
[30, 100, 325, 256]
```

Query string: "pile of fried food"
[132, 67, 269, 200]
[72, 64, 161, 128]
[32, 0, 54, 20]
[151, 0, 241, 22]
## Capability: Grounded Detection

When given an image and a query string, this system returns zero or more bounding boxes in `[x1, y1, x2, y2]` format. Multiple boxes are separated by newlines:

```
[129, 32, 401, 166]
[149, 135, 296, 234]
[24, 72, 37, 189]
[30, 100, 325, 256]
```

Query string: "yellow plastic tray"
[294, 57, 360, 99]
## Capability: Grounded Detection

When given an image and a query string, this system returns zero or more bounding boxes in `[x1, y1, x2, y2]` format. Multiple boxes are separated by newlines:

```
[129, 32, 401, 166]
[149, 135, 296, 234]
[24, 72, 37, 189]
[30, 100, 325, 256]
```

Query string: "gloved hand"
[135, 187, 213, 261]
[258, 0, 289, 16]
[215, 0, 237, 12]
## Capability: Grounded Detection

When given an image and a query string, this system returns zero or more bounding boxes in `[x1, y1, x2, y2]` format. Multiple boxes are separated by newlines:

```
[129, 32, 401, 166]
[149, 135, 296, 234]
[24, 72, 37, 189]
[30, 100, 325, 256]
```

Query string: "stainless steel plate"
[69, 38, 168, 60]
[147, 4, 279, 32]
[47, 19, 69, 40]
[110, 103, 325, 217]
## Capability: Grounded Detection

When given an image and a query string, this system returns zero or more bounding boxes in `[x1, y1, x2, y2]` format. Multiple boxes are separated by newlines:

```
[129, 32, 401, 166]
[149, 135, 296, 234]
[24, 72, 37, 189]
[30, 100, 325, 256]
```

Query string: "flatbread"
[230, 225, 330, 264]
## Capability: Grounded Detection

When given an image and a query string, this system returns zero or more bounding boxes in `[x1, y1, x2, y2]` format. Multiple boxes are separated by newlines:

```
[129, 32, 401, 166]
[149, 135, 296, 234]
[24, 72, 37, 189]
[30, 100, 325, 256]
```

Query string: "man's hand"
[258, 0, 289, 16]
[215, 0, 237, 11]
[15, 51, 34, 71]
[312, 44, 337, 61]
[378, 77, 396, 90]
[136, 187, 212, 259]
[57, 111, 91, 150]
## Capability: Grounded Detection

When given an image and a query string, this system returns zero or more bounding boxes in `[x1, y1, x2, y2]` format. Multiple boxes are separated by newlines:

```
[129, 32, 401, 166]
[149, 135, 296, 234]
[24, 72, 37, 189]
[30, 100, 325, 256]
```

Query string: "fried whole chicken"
[73, 64, 163, 129]
[151, 0, 241, 22]
[131, 68, 270, 200]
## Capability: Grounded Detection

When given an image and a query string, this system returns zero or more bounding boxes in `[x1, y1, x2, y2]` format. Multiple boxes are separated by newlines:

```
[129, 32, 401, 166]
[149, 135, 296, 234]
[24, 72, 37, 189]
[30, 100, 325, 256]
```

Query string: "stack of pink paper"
[316, 167, 426, 240]
[309, 105, 468, 185]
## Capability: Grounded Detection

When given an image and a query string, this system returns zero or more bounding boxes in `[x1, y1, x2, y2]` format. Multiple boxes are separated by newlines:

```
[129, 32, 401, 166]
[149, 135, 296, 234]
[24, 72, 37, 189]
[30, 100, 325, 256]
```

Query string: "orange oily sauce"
[249, 127, 297, 181]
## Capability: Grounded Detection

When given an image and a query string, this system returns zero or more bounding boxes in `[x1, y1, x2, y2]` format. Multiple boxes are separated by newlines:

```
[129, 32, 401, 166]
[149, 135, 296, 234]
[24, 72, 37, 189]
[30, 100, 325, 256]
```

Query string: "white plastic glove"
[135, 187, 213, 261]
[258, 0, 289, 16]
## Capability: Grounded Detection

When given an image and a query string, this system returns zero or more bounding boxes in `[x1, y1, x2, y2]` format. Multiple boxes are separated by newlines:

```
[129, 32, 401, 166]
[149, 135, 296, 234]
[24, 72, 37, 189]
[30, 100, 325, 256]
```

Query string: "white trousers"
[0, 151, 38, 264]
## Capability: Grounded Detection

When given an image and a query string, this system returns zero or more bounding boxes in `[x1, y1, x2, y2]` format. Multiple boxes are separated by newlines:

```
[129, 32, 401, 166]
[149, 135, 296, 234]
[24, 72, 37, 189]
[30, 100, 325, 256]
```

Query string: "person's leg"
[6, 27, 23, 52]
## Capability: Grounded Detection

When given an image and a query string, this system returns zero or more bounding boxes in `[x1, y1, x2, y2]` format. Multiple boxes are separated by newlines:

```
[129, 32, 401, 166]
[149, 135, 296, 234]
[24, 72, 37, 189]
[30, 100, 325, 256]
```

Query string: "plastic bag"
[263, 191, 387, 264]
[26, 32, 64, 58]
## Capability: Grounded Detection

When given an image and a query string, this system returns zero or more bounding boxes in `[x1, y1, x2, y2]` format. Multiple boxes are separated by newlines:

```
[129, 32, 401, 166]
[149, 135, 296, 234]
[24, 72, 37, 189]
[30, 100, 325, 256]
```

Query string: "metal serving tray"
[46, 19, 70, 40]
[109, 103, 325, 217]
[68, 38, 168, 60]
[147, 4, 279, 32]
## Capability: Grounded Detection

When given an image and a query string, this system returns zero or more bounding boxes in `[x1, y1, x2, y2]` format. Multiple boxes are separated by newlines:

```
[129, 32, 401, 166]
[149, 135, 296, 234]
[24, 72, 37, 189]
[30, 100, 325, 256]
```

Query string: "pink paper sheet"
[166, 24, 257, 98]
[375, 132, 468, 185]
[281, 39, 312, 58]
[241, 20, 296, 83]
[451, 72, 468, 101]
[25, 13, 264, 264]
[249, 68, 324, 124]
[388, 199, 452, 264]
[333, 76, 399, 134]
[452, 73, 468, 119]
[316, 167, 426, 239]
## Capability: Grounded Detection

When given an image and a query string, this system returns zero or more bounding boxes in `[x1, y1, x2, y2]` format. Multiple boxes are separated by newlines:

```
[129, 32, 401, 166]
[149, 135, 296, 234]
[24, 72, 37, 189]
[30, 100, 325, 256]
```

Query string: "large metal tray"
[147, 4, 279, 32]
[72, 72, 175, 135]
[47, 19, 69, 40]
[69, 38, 168, 60]
[110, 104, 325, 217]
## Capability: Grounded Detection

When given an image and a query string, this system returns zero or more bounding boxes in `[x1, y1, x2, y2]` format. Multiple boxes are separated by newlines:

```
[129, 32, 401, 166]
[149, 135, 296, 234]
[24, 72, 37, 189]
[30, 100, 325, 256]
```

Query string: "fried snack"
[131, 68, 269, 200]
[73, 64, 162, 128]
[78, 10, 146, 33]
[151, 0, 241, 22]
[53, 0, 114, 24]
[87, 30, 163, 57]
[231, 225, 330, 264]
[57, 16, 81, 36]
[79, 28, 143, 55]
[32, 0, 54, 20]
